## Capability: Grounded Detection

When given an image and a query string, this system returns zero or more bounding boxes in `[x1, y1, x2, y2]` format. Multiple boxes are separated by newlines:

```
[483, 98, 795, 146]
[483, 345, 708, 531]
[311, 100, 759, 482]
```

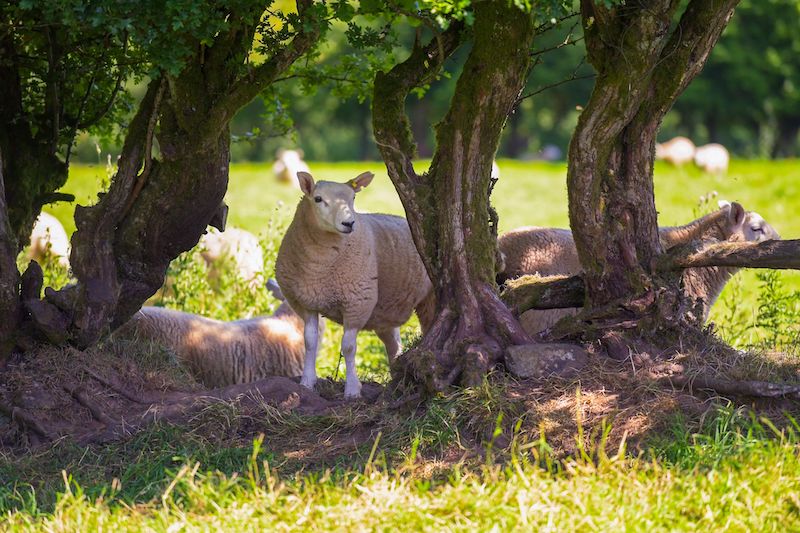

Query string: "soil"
[2, 331, 799, 463]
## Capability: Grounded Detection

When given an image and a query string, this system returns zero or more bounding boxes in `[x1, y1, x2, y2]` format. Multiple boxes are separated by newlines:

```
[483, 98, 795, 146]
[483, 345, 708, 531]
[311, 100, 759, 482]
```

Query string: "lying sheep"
[655, 136, 696, 166]
[120, 280, 321, 387]
[498, 202, 780, 337]
[276, 171, 433, 398]
[198, 227, 264, 286]
[694, 143, 730, 174]
[273, 148, 310, 189]
[27, 211, 70, 268]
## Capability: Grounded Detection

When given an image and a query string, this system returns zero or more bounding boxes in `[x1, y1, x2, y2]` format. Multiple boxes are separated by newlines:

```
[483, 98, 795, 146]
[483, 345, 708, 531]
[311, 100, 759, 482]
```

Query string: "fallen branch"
[501, 274, 585, 314]
[658, 239, 800, 271]
[663, 373, 800, 400]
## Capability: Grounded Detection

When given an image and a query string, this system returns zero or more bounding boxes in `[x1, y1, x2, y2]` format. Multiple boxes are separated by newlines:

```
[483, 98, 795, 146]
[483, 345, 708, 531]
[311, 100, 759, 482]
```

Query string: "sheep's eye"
[314, 196, 323, 203]
[752, 226, 763, 233]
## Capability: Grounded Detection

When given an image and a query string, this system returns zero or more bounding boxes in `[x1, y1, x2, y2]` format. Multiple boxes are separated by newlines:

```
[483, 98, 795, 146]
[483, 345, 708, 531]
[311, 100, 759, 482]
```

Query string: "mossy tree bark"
[373, 3, 533, 392]
[567, 0, 739, 331]
[24, 1, 321, 348]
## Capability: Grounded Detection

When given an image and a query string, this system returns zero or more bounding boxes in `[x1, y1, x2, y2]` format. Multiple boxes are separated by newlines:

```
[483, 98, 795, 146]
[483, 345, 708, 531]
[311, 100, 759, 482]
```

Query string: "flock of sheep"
[25, 146, 777, 399]
[656, 136, 730, 174]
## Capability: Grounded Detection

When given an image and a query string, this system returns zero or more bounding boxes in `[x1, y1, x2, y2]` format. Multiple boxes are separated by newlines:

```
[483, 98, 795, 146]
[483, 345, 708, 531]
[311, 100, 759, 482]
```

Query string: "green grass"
[6, 158, 800, 530]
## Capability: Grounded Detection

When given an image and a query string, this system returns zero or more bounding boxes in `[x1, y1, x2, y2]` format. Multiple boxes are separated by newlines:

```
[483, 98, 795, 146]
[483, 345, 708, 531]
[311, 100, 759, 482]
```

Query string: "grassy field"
[4, 158, 800, 530]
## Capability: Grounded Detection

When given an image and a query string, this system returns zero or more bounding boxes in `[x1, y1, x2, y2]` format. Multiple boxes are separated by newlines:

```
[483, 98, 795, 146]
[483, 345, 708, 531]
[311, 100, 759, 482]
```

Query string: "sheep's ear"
[717, 199, 731, 209]
[297, 171, 315, 195]
[266, 279, 285, 301]
[727, 201, 746, 227]
[348, 171, 375, 193]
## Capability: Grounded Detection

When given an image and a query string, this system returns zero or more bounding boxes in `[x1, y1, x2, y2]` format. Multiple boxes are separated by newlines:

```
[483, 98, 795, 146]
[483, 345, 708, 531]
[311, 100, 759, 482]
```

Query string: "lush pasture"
[5, 159, 800, 530]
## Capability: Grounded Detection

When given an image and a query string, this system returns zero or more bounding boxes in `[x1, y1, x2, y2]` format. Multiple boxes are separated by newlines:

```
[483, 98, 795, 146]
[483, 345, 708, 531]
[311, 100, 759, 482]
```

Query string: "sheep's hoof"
[300, 376, 318, 390]
[344, 381, 362, 400]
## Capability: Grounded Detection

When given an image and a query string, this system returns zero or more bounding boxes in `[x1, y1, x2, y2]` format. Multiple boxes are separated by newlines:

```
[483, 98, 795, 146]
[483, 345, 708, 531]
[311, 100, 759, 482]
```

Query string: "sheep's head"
[297, 171, 375, 234]
[717, 200, 781, 243]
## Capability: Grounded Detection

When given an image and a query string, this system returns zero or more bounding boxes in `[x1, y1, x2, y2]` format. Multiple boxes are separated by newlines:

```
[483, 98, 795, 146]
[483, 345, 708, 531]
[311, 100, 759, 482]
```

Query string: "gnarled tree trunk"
[24, 1, 321, 348]
[567, 0, 739, 335]
[373, 3, 533, 392]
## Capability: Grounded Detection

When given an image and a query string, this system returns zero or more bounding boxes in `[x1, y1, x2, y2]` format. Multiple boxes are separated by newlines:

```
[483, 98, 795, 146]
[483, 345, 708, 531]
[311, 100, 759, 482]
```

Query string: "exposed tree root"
[0, 402, 53, 442]
[663, 373, 800, 401]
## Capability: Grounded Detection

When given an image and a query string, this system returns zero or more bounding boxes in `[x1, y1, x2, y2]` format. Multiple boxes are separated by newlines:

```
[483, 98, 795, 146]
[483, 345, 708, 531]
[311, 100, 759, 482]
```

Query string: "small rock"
[505, 343, 589, 379]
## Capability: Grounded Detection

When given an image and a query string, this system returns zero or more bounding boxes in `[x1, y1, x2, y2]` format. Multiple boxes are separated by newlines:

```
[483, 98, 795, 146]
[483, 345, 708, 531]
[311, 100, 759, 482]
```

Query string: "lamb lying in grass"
[120, 280, 321, 387]
[276, 171, 433, 399]
[198, 227, 264, 287]
[498, 201, 780, 336]
[27, 212, 70, 268]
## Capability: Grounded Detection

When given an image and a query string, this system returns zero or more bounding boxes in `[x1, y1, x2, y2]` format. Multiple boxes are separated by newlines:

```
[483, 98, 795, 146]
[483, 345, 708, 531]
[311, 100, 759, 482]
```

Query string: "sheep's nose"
[342, 220, 354, 229]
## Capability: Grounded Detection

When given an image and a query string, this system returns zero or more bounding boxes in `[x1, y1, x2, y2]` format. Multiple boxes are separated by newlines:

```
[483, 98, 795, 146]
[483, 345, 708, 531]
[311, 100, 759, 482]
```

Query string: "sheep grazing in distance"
[694, 143, 730, 174]
[198, 227, 264, 287]
[27, 212, 70, 268]
[655, 136, 696, 166]
[273, 148, 310, 189]
[276, 171, 433, 399]
[119, 279, 322, 387]
[498, 201, 780, 337]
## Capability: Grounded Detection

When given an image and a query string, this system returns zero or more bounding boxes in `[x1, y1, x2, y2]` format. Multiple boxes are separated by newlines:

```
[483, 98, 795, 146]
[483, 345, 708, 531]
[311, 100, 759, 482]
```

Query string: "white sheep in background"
[273, 148, 310, 189]
[491, 160, 500, 180]
[120, 280, 322, 387]
[276, 171, 433, 399]
[655, 136, 696, 166]
[27, 211, 70, 268]
[198, 227, 264, 287]
[694, 143, 730, 174]
[498, 201, 780, 337]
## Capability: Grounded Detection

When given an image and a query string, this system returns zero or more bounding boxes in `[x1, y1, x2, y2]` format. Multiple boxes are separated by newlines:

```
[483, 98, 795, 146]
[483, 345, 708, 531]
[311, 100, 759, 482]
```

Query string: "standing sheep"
[273, 149, 310, 189]
[655, 136, 696, 167]
[119, 280, 322, 387]
[498, 202, 780, 336]
[27, 212, 70, 268]
[694, 143, 730, 174]
[275, 171, 433, 398]
[198, 227, 264, 287]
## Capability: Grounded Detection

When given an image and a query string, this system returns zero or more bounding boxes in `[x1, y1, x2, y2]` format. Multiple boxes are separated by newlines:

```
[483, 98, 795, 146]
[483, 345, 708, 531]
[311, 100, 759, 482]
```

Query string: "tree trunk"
[0, 148, 20, 361]
[373, 3, 533, 392]
[25, 4, 322, 348]
[568, 0, 739, 325]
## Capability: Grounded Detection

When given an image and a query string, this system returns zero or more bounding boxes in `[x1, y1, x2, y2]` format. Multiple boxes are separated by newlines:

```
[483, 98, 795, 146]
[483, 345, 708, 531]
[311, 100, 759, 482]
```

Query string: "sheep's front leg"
[341, 326, 362, 399]
[376, 327, 402, 361]
[300, 311, 320, 390]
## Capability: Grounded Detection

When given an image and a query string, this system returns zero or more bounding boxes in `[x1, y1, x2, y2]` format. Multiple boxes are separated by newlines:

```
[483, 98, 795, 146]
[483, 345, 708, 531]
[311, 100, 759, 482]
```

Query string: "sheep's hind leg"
[341, 326, 362, 399]
[376, 327, 402, 361]
[300, 311, 320, 390]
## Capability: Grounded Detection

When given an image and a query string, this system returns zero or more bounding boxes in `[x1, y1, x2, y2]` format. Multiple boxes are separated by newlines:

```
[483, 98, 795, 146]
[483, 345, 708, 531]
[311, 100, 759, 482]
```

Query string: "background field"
[5, 159, 800, 531]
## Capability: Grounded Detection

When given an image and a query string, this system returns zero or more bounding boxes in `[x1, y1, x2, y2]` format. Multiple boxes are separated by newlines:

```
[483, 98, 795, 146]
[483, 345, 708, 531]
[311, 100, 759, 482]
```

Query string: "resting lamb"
[275, 171, 433, 398]
[198, 227, 264, 286]
[27, 212, 70, 268]
[119, 280, 320, 387]
[498, 202, 780, 336]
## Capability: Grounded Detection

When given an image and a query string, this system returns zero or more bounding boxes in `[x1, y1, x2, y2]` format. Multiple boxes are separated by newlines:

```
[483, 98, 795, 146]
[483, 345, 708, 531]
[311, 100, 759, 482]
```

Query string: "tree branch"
[502, 239, 800, 314]
[501, 274, 585, 314]
[372, 22, 464, 184]
[658, 239, 800, 271]
[208, 0, 322, 130]
[647, 0, 740, 117]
